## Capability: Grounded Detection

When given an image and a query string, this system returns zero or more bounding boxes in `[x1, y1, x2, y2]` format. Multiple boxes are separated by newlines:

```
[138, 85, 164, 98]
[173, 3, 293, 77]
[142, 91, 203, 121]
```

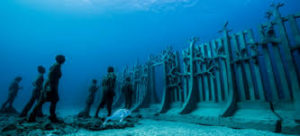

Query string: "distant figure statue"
[20, 66, 46, 117]
[78, 79, 99, 118]
[94, 66, 116, 117]
[29, 55, 65, 123]
[0, 76, 23, 113]
[122, 77, 133, 109]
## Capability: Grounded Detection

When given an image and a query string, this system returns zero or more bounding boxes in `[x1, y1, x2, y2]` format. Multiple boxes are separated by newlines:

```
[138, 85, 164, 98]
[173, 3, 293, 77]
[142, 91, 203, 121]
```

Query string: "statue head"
[38, 65, 46, 74]
[92, 79, 97, 84]
[55, 55, 66, 64]
[108, 66, 114, 73]
[15, 76, 22, 82]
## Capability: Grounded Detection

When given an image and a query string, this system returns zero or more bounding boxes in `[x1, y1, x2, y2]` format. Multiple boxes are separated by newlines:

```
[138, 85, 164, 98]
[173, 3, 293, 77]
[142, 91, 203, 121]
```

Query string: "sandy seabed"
[0, 108, 294, 136]
[65, 119, 293, 136]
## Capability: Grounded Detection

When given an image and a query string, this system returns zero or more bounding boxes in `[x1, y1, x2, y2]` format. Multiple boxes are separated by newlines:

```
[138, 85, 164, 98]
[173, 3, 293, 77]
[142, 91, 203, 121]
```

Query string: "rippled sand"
[65, 119, 292, 136]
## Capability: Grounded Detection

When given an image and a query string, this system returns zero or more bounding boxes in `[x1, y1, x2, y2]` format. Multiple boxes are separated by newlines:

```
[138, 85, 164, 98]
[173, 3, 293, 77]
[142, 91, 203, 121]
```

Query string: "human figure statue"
[19, 66, 46, 117]
[122, 77, 133, 109]
[0, 76, 23, 112]
[95, 66, 116, 117]
[29, 55, 65, 122]
[78, 79, 99, 118]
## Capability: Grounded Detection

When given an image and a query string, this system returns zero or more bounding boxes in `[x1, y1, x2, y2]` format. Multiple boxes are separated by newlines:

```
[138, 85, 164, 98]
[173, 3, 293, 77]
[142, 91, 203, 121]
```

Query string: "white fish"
[103, 109, 131, 125]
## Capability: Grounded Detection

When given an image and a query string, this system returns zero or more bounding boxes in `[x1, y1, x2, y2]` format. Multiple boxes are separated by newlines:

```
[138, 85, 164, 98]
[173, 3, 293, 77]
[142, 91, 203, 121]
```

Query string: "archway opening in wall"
[154, 65, 165, 103]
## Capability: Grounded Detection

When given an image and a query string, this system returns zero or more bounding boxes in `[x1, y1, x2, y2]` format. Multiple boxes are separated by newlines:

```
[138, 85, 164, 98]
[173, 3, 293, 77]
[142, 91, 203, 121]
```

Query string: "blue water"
[0, 0, 299, 111]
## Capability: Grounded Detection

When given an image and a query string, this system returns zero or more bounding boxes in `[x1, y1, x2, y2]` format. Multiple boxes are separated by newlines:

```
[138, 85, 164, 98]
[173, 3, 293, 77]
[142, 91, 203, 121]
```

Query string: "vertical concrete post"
[246, 30, 265, 101]
[231, 35, 247, 101]
[174, 51, 181, 102]
[237, 32, 256, 101]
[211, 40, 223, 102]
[217, 39, 229, 100]
[200, 44, 210, 101]
[159, 60, 171, 113]
[180, 38, 199, 114]
[287, 15, 300, 82]
[136, 62, 155, 110]
[257, 25, 278, 101]
[182, 49, 189, 101]
[220, 26, 237, 117]
[195, 46, 204, 102]
[266, 24, 290, 100]
[149, 64, 159, 104]
[207, 42, 217, 102]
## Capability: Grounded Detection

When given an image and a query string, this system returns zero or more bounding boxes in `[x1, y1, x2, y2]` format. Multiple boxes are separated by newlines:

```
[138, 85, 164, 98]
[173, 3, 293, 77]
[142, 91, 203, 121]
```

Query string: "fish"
[103, 109, 131, 125]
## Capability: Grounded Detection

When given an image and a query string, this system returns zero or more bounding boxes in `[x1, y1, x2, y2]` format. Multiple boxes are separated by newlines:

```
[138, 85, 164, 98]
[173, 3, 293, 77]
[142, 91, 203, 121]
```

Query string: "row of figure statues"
[0, 55, 134, 123]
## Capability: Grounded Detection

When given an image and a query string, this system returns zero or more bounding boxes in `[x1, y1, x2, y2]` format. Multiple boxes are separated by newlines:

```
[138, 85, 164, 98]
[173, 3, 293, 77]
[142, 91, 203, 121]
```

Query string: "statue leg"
[107, 97, 113, 116]
[20, 96, 35, 117]
[0, 99, 9, 110]
[49, 100, 58, 121]
[28, 100, 44, 122]
[85, 103, 92, 116]
[36, 105, 44, 117]
[95, 98, 106, 118]
[124, 94, 128, 109]
[127, 96, 132, 109]
[8, 96, 16, 108]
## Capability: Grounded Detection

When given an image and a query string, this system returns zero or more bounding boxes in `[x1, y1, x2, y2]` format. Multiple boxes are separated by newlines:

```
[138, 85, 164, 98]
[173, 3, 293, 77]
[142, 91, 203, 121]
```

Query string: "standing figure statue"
[122, 77, 133, 109]
[95, 66, 116, 117]
[78, 79, 99, 118]
[0, 76, 23, 113]
[29, 55, 66, 122]
[20, 66, 46, 117]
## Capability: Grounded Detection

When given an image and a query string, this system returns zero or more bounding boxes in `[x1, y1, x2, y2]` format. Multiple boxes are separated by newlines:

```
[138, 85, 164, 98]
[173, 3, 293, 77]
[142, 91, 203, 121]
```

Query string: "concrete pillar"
[287, 15, 300, 83]
[220, 27, 237, 117]
[159, 61, 171, 113]
[237, 32, 256, 101]
[244, 30, 265, 101]
[207, 42, 217, 102]
[216, 39, 229, 100]
[200, 45, 210, 101]
[257, 25, 278, 101]
[211, 40, 223, 102]
[180, 38, 199, 114]
[231, 34, 246, 101]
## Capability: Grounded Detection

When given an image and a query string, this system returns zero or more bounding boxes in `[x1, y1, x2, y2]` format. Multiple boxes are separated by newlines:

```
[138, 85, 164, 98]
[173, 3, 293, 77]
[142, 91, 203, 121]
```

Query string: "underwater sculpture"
[103, 108, 132, 125]
[29, 55, 66, 122]
[0, 2, 298, 135]
[20, 65, 46, 117]
[78, 79, 99, 118]
[122, 77, 134, 109]
[95, 66, 117, 117]
[0, 76, 23, 113]
[112, 2, 300, 134]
